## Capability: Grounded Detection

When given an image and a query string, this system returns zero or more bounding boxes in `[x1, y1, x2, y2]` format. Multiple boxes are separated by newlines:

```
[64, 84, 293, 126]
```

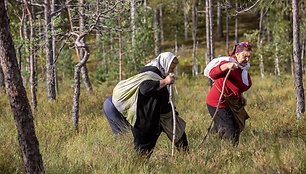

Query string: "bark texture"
[79, 0, 93, 95]
[217, 0, 224, 38]
[131, 0, 137, 71]
[258, 9, 265, 78]
[71, 38, 90, 130]
[292, 0, 305, 119]
[235, 0, 239, 43]
[0, 1, 44, 173]
[45, 0, 56, 101]
[192, 0, 198, 76]
[184, 0, 189, 40]
[154, 7, 161, 56]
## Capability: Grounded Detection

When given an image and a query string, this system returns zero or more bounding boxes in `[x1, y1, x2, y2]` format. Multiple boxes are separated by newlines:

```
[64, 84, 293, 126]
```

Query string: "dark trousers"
[207, 104, 240, 144]
[103, 96, 130, 134]
[103, 96, 188, 154]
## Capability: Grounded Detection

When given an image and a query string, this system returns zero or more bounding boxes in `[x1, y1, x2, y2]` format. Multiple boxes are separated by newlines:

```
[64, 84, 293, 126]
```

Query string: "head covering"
[229, 42, 252, 56]
[145, 52, 177, 77]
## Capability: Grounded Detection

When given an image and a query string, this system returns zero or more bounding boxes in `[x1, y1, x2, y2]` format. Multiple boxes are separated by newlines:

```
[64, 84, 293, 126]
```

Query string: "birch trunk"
[0, 2, 44, 172]
[275, 44, 280, 76]
[291, 55, 294, 76]
[192, 0, 198, 76]
[206, 0, 213, 86]
[292, 0, 305, 119]
[209, 0, 215, 60]
[258, 9, 265, 78]
[184, 0, 189, 40]
[205, 0, 211, 66]
[131, 0, 137, 71]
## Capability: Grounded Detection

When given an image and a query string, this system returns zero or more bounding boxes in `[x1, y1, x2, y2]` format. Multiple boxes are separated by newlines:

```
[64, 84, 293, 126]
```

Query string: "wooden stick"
[198, 69, 232, 147]
[169, 84, 176, 156]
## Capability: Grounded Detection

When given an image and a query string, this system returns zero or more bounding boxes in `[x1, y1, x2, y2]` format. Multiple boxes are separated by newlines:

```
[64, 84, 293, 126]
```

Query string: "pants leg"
[103, 96, 130, 134]
[131, 124, 161, 156]
[207, 104, 240, 144]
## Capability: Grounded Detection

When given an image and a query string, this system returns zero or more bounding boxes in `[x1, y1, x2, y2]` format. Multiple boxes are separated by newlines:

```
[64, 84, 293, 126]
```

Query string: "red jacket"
[206, 61, 252, 108]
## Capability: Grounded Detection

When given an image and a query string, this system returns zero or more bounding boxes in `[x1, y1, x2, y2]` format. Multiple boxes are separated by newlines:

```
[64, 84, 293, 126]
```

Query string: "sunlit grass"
[0, 74, 305, 173]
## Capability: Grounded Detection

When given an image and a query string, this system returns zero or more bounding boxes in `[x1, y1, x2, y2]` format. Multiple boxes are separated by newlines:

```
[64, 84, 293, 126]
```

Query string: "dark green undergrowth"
[0, 74, 305, 173]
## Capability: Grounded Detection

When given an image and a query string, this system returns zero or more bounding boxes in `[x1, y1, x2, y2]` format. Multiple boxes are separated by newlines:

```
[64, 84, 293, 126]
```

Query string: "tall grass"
[0, 74, 305, 173]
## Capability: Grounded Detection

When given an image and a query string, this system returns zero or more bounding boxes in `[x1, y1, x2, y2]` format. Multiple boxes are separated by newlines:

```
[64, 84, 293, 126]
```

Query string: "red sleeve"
[209, 61, 229, 80]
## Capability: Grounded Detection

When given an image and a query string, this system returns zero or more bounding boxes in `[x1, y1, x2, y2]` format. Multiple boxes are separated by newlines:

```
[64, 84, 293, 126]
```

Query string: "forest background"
[0, 0, 305, 173]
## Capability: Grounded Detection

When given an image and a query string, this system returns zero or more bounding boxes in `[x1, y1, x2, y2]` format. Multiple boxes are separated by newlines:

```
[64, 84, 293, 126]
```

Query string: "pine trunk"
[159, 4, 164, 43]
[29, 0, 37, 110]
[96, 0, 100, 43]
[0, 66, 4, 92]
[292, 0, 305, 119]
[0, 2, 44, 172]
[235, 0, 239, 43]
[225, 0, 229, 55]
[45, 0, 56, 101]
[103, 43, 108, 74]
[72, 41, 90, 130]
[175, 0, 179, 75]
[154, 8, 161, 55]
[217, 0, 223, 38]
[17, 9, 25, 71]
[23, 13, 29, 74]
[51, 0, 58, 95]
[118, 4, 123, 81]
[79, 0, 93, 95]
[301, 40, 305, 75]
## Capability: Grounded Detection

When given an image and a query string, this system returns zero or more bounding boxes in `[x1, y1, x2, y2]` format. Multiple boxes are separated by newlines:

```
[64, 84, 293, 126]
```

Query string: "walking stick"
[198, 69, 232, 147]
[168, 74, 176, 156]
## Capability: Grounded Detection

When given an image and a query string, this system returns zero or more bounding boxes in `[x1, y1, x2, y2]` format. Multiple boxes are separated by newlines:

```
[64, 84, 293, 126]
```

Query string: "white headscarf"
[204, 56, 250, 86]
[145, 52, 177, 77]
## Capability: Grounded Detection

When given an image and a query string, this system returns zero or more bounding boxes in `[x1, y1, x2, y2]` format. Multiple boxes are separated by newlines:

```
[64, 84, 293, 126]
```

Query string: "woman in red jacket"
[204, 42, 252, 144]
